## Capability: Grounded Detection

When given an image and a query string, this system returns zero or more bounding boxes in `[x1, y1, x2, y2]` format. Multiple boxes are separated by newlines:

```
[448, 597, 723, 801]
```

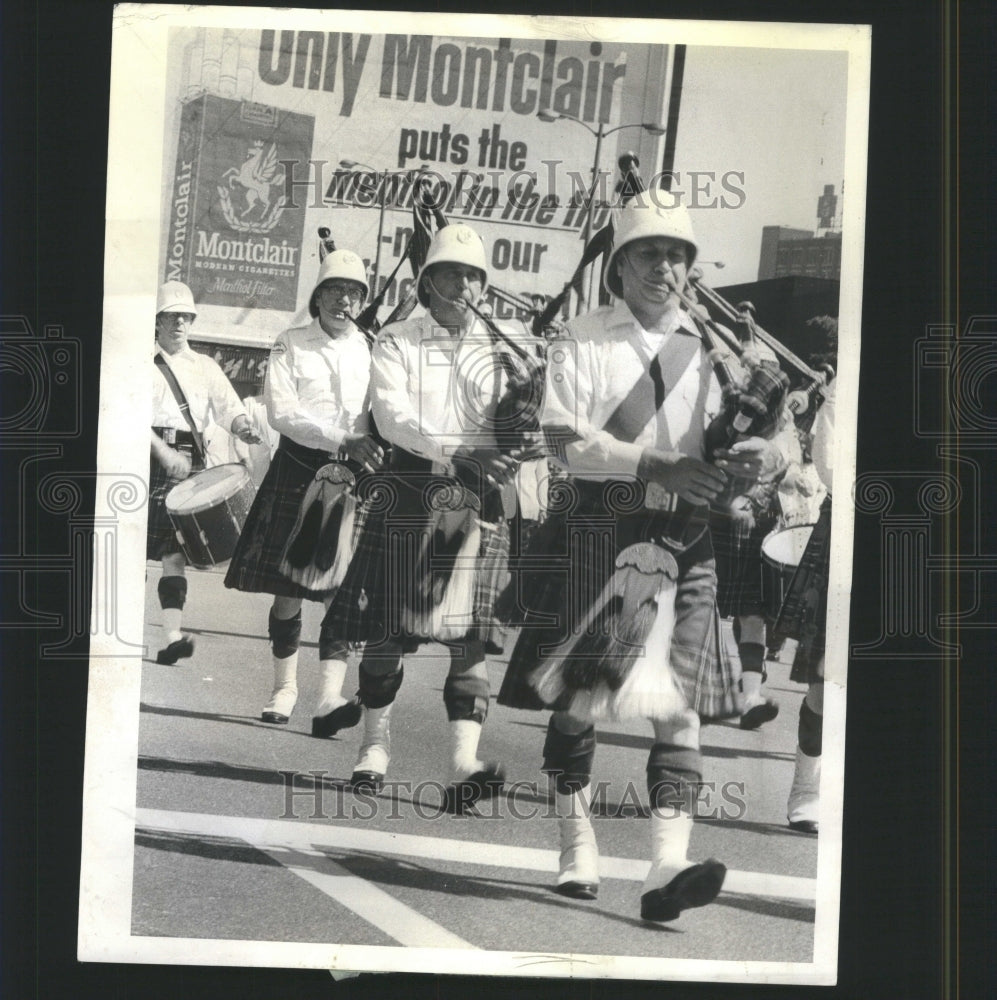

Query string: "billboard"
[161, 28, 675, 342]
[164, 94, 314, 312]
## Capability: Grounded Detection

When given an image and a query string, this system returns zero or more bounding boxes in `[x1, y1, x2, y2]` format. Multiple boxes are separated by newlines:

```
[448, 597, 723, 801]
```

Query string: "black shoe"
[311, 697, 362, 738]
[788, 819, 819, 834]
[349, 770, 384, 793]
[156, 636, 195, 665]
[640, 859, 727, 922]
[261, 710, 291, 724]
[441, 764, 506, 815]
[554, 880, 599, 901]
[739, 698, 779, 730]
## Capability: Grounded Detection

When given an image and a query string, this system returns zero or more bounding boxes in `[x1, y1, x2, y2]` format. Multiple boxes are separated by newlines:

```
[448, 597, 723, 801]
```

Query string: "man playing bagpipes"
[773, 377, 836, 834]
[498, 199, 784, 921]
[224, 250, 385, 730]
[708, 336, 799, 731]
[149, 281, 262, 666]
[321, 221, 541, 813]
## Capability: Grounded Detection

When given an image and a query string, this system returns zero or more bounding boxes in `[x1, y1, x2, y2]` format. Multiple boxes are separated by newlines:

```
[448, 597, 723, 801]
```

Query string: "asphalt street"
[134, 562, 820, 965]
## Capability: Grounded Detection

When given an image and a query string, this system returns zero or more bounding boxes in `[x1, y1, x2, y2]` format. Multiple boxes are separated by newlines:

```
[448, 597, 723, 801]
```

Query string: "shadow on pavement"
[137, 753, 352, 791]
[135, 828, 283, 866]
[714, 892, 815, 923]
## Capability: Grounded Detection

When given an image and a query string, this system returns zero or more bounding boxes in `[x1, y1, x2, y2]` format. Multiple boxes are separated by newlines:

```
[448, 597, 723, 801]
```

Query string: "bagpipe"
[397, 174, 550, 517]
[519, 158, 836, 720]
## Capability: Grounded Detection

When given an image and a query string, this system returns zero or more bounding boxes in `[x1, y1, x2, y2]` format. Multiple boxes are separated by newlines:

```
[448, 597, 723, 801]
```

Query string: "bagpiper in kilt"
[320, 223, 524, 814]
[496, 200, 785, 921]
[777, 379, 835, 834]
[326, 448, 510, 655]
[709, 404, 799, 731]
[149, 280, 259, 666]
[223, 249, 385, 733]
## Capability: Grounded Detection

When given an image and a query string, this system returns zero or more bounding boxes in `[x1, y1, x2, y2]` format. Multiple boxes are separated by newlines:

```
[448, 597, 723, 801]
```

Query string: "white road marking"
[136, 807, 817, 904]
[259, 846, 476, 949]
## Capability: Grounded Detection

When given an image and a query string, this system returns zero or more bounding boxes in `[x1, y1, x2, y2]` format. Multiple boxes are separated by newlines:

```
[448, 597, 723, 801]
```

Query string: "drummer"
[224, 250, 384, 731]
[150, 280, 261, 665]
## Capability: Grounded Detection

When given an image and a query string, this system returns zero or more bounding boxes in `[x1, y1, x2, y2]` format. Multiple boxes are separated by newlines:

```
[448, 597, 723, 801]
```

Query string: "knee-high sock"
[542, 718, 596, 795]
[158, 576, 187, 642]
[798, 700, 823, 757]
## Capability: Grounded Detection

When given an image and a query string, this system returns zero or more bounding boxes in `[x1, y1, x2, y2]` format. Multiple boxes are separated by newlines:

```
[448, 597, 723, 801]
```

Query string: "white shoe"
[787, 746, 821, 833]
[261, 654, 298, 724]
[350, 704, 391, 792]
[555, 792, 599, 899]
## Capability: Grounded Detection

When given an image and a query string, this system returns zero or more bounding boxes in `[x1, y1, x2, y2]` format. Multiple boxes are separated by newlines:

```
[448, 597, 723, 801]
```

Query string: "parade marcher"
[499, 201, 781, 920]
[224, 250, 383, 729]
[323, 223, 530, 812]
[711, 408, 798, 729]
[149, 280, 261, 665]
[774, 378, 836, 834]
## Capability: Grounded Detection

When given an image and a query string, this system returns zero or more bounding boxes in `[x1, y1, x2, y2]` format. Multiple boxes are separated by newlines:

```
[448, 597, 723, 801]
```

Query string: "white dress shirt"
[151, 344, 246, 433]
[264, 318, 371, 452]
[370, 313, 531, 467]
[543, 300, 724, 482]
[811, 378, 836, 494]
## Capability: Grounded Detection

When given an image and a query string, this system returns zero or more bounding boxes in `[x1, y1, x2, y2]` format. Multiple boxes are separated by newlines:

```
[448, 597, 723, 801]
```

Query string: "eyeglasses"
[319, 282, 364, 303]
[160, 312, 195, 325]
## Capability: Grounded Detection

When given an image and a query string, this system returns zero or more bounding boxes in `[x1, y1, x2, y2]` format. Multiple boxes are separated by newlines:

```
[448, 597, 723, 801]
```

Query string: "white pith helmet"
[416, 223, 488, 307]
[156, 281, 198, 317]
[309, 249, 370, 317]
[603, 200, 698, 298]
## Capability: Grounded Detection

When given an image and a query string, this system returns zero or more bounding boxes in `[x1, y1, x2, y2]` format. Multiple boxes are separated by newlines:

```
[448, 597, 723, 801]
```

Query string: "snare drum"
[165, 463, 257, 568]
[760, 524, 815, 620]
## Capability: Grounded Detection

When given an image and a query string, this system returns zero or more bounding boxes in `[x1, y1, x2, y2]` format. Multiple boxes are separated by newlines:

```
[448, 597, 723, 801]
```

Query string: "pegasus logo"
[217, 140, 287, 234]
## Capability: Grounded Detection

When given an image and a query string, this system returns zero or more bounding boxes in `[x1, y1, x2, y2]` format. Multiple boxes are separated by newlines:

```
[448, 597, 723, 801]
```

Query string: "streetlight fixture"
[537, 111, 667, 308]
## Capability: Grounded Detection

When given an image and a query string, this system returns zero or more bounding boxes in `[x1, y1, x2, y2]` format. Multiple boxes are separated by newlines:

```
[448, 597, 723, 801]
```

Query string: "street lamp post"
[537, 111, 666, 310]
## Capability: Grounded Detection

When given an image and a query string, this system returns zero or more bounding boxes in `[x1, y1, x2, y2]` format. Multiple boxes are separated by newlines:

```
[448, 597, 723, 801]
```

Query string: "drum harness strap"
[154, 353, 206, 464]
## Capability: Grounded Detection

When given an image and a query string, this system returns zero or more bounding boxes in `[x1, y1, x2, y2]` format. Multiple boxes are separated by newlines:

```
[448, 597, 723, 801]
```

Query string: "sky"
[672, 45, 850, 285]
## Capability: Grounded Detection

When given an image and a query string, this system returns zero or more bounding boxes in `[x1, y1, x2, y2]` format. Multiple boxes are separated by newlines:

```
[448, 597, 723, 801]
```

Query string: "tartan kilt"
[710, 483, 781, 620]
[147, 434, 202, 561]
[223, 440, 367, 602]
[323, 469, 511, 651]
[497, 480, 739, 722]
[773, 496, 832, 685]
